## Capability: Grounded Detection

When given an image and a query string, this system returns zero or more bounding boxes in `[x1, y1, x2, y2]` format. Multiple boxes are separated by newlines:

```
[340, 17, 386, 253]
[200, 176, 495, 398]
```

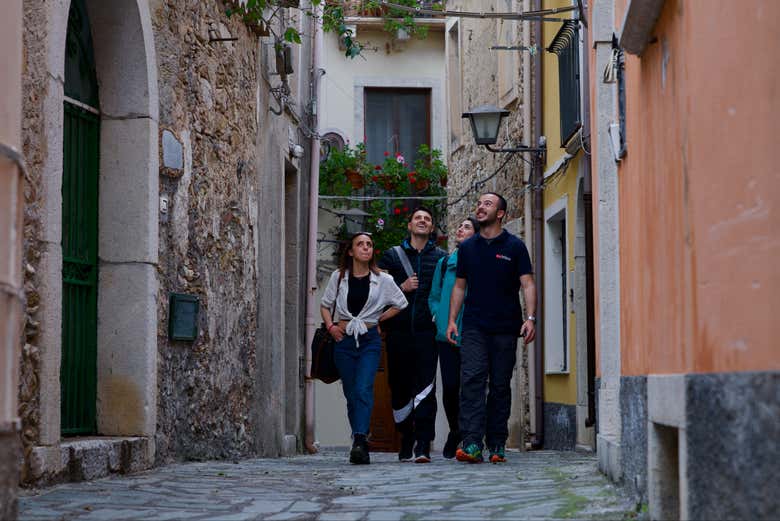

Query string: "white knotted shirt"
[320, 269, 408, 345]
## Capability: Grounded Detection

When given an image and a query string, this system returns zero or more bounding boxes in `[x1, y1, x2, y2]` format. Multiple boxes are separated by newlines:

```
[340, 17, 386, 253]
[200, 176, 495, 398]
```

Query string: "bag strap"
[393, 245, 414, 278]
[331, 270, 344, 321]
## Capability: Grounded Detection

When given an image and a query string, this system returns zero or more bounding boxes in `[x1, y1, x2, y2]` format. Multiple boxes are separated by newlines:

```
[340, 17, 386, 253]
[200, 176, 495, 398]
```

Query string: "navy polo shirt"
[456, 229, 533, 335]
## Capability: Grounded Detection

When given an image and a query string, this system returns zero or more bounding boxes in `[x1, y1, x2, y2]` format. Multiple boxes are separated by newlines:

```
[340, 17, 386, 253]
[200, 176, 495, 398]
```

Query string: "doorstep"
[25, 436, 152, 487]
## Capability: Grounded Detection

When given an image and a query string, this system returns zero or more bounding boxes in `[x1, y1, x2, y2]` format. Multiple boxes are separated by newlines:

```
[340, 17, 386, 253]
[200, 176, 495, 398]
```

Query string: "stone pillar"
[591, 0, 623, 482]
[0, 0, 24, 518]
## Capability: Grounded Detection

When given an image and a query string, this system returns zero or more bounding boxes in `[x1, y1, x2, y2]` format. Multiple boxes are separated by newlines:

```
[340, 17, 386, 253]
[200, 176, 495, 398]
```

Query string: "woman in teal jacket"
[428, 216, 478, 458]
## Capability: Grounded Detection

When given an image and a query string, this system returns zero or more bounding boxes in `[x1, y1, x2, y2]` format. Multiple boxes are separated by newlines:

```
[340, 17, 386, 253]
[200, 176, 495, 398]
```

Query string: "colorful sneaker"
[414, 440, 431, 463]
[398, 435, 415, 462]
[489, 446, 506, 463]
[455, 443, 483, 463]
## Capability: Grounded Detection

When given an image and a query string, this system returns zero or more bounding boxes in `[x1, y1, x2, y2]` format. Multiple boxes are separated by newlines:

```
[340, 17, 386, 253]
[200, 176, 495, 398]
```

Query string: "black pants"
[385, 328, 438, 442]
[459, 327, 518, 449]
[437, 341, 461, 437]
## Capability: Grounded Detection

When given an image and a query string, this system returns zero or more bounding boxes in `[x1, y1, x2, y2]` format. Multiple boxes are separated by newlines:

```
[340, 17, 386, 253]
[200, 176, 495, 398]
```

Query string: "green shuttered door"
[61, 102, 99, 435]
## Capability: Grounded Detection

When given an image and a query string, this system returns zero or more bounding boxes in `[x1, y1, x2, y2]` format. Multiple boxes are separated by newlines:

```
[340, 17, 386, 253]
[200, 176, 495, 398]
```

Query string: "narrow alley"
[19, 450, 633, 521]
[2, 1, 777, 520]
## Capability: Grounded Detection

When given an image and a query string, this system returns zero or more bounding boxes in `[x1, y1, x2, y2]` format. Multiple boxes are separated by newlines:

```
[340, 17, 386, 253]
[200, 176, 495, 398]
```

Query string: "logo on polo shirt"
[495, 254, 512, 261]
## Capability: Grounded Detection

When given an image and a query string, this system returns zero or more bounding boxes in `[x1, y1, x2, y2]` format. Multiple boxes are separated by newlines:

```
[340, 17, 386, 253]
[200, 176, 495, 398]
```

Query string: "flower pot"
[414, 179, 430, 192]
[381, 178, 397, 191]
[345, 168, 364, 190]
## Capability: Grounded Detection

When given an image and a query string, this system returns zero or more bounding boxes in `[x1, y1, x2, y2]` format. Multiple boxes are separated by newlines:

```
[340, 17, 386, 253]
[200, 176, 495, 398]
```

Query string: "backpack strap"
[393, 245, 414, 278]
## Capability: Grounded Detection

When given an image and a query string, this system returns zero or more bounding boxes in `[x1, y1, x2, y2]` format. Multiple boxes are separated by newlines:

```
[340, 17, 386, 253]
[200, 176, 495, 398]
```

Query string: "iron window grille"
[548, 20, 581, 147]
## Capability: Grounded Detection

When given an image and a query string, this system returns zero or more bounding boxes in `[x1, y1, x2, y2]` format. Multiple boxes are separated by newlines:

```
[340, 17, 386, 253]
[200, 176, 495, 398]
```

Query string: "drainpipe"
[530, 0, 545, 451]
[303, 1, 323, 455]
[0, 0, 24, 518]
[579, 3, 597, 430]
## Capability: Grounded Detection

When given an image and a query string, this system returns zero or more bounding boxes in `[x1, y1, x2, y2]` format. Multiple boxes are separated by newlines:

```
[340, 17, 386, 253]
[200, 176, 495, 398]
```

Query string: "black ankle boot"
[349, 434, 370, 465]
[398, 435, 414, 462]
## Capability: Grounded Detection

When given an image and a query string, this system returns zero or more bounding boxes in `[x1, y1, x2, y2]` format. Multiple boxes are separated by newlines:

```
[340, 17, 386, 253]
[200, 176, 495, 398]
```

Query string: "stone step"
[26, 437, 152, 486]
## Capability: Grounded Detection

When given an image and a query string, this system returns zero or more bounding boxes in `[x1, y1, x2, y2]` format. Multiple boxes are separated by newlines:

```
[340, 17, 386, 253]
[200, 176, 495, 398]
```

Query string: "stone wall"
[18, 0, 313, 481]
[151, 0, 262, 464]
[445, 6, 529, 237]
[19, 0, 52, 480]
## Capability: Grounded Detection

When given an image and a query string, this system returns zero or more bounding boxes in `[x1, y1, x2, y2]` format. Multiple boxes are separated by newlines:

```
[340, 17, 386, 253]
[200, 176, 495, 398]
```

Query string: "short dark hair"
[483, 192, 507, 213]
[407, 206, 434, 223]
[466, 216, 480, 233]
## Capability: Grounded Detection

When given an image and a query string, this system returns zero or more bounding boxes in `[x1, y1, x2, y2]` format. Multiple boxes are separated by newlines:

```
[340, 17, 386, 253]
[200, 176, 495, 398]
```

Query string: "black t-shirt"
[347, 273, 370, 316]
[456, 229, 533, 334]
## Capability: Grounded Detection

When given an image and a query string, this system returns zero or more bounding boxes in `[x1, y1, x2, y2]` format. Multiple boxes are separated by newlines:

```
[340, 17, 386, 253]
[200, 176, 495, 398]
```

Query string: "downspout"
[530, 0, 545, 450]
[303, 2, 323, 455]
[521, 0, 534, 448]
[579, 3, 597, 430]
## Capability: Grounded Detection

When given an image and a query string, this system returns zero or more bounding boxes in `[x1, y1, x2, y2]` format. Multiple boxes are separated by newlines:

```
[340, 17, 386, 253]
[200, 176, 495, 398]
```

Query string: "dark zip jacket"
[378, 238, 446, 333]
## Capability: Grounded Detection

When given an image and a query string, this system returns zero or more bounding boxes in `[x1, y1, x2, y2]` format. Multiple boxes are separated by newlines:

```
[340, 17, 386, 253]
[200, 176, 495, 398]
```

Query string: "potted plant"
[319, 142, 369, 195]
[412, 144, 448, 192]
[321, 142, 449, 257]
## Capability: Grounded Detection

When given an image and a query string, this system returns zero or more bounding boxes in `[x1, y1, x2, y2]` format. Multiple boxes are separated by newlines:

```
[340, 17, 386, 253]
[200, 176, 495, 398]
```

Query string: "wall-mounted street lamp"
[462, 104, 547, 155]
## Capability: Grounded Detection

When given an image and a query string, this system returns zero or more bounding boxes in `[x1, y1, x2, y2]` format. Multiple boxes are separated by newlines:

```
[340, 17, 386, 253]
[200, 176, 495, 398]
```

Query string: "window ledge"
[619, 0, 666, 56]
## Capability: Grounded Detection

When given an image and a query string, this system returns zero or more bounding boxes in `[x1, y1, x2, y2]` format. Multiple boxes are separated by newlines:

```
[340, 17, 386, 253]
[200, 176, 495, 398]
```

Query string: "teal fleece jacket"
[428, 249, 465, 345]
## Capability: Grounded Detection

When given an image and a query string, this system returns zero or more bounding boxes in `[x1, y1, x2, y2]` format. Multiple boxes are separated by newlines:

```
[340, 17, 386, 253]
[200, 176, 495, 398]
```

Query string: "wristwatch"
[527, 315, 536, 323]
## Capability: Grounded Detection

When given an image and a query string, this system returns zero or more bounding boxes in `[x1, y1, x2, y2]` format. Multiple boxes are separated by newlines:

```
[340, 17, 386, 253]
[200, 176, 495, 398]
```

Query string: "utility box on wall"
[168, 293, 199, 341]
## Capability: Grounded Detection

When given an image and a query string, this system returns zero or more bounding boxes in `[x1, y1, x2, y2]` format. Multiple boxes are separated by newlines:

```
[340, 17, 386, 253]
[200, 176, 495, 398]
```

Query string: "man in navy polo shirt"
[446, 192, 537, 463]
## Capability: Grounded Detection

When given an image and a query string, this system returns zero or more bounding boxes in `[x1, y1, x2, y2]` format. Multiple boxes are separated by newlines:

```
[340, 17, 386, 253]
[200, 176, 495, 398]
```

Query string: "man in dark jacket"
[379, 206, 446, 463]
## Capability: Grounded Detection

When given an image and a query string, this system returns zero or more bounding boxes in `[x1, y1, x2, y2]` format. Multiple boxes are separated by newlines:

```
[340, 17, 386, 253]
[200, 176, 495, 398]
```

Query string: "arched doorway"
[61, 0, 100, 435]
[32, 0, 159, 446]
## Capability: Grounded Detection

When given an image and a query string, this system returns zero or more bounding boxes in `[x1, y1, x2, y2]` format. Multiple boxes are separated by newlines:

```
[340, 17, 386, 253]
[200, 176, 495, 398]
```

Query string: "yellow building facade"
[539, 0, 594, 450]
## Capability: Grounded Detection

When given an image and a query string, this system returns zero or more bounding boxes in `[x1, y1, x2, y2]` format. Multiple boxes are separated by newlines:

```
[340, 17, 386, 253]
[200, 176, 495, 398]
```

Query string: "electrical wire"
[319, 194, 448, 201]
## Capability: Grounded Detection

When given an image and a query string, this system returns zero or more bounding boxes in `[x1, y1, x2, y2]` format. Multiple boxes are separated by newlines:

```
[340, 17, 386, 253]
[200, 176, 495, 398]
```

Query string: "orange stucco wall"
[616, 0, 780, 375]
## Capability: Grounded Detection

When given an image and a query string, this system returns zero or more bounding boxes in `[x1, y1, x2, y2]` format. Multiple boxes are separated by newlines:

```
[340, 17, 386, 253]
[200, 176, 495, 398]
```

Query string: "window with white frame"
[544, 201, 568, 373]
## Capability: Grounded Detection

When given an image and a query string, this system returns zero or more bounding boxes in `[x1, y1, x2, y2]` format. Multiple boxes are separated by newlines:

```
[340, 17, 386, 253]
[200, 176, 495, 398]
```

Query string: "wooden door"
[369, 334, 400, 452]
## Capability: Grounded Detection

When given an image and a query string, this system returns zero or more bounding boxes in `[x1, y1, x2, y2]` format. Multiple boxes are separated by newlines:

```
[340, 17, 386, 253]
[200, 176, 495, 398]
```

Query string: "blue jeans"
[333, 327, 382, 437]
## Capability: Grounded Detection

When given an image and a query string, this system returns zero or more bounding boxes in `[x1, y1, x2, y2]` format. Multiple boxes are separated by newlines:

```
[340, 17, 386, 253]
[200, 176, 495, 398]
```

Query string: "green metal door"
[61, 0, 100, 436]
[61, 103, 99, 435]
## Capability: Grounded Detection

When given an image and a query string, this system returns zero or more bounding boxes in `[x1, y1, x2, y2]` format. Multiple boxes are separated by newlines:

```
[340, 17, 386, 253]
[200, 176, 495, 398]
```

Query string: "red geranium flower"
[384, 151, 389, 156]
[374, 165, 382, 170]
[403, 206, 409, 212]
[371, 176, 378, 182]
[393, 208, 401, 215]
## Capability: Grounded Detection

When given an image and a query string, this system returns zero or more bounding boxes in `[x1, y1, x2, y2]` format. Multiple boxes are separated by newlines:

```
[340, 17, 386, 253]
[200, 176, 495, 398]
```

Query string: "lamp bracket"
[485, 144, 546, 154]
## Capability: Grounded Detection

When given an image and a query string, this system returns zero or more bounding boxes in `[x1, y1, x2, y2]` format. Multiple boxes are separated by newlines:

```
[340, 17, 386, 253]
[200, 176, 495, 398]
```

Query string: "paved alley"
[19, 449, 635, 521]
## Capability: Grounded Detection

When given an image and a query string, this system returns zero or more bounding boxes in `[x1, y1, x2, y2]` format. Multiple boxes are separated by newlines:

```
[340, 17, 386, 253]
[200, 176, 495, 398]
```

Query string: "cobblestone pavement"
[19, 449, 635, 521]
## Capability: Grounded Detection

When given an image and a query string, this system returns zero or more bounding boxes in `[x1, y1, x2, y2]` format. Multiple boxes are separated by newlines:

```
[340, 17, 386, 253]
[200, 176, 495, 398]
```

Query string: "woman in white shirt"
[321, 232, 408, 465]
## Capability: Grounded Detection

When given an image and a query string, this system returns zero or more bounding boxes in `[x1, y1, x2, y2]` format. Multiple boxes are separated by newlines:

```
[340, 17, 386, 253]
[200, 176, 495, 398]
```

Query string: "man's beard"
[478, 212, 498, 226]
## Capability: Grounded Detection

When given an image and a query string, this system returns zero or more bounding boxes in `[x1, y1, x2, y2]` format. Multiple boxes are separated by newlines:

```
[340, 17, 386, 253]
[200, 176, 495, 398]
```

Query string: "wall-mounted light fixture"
[462, 104, 547, 156]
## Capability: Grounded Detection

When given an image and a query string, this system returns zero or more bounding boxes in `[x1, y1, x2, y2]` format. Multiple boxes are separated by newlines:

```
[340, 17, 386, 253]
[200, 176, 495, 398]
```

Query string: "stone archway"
[36, 0, 159, 453]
